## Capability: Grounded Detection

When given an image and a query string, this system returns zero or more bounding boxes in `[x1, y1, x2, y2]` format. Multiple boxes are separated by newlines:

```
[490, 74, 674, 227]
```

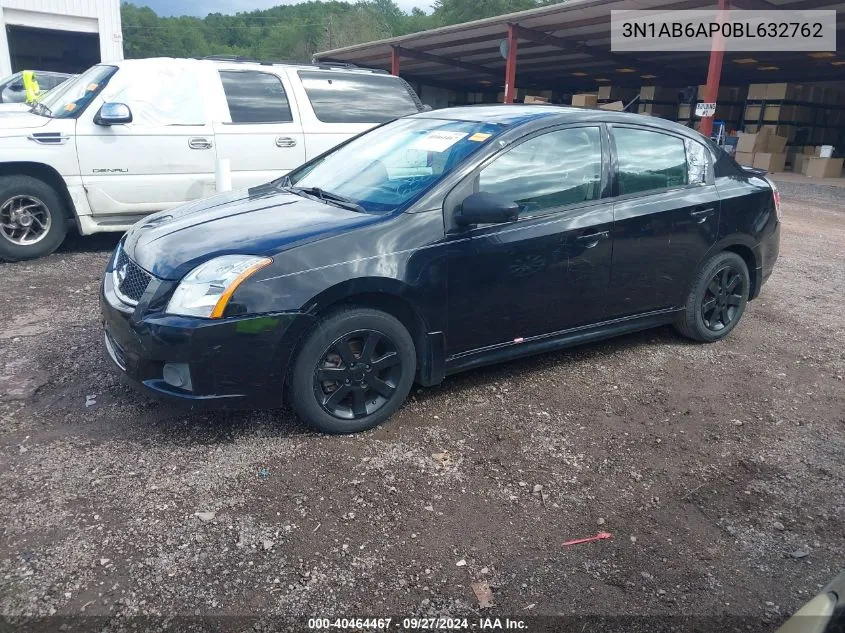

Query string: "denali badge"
[92, 168, 129, 174]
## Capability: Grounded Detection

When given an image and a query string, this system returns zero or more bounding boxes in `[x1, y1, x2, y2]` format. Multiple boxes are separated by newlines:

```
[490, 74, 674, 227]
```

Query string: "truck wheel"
[0, 175, 68, 262]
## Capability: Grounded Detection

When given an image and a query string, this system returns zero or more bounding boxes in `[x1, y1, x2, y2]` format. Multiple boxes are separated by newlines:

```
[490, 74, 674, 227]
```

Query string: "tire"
[674, 251, 750, 342]
[0, 175, 68, 262]
[288, 307, 416, 434]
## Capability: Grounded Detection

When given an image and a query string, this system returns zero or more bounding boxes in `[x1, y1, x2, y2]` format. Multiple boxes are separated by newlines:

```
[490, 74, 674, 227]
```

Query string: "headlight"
[166, 255, 271, 318]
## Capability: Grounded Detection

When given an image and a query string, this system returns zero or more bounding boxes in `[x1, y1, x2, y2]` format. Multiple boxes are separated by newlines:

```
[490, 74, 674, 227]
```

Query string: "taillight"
[766, 177, 781, 221]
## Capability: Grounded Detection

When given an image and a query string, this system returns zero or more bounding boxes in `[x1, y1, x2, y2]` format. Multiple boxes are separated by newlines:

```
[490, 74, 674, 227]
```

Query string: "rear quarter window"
[297, 70, 422, 124]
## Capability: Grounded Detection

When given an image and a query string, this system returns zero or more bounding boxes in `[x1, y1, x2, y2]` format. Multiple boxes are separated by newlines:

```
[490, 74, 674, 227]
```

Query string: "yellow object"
[209, 259, 272, 318]
[22, 70, 40, 104]
[468, 132, 492, 142]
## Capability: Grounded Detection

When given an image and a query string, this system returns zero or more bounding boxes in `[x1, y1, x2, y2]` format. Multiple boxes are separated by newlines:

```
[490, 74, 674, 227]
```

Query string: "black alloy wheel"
[289, 307, 416, 434]
[701, 265, 746, 332]
[314, 329, 402, 420]
[675, 250, 750, 342]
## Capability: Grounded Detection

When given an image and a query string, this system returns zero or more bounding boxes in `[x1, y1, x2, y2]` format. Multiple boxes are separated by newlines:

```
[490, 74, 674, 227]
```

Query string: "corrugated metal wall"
[0, 0, 123, 77]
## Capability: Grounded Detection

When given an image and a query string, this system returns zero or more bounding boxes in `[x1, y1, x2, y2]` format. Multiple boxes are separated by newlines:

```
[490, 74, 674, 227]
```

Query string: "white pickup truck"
[0, 57, 425, 261]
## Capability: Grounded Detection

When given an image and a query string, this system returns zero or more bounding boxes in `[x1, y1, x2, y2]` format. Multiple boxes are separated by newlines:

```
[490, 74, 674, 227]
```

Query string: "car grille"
[113, 244, 152, 306]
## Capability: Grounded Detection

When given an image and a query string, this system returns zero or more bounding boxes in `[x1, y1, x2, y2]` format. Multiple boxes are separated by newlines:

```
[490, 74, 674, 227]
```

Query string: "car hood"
[0, 111, 50, 131]
[124, 185, 385, 280]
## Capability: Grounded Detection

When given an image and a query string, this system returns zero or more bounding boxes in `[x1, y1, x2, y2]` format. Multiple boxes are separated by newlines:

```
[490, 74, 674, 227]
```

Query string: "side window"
[614, 128, 688, 195]
[297, 71, 421, 123]
[685, 138, 709, 185]
[478, 127, 602, 217]
[219, 71, 292, 123]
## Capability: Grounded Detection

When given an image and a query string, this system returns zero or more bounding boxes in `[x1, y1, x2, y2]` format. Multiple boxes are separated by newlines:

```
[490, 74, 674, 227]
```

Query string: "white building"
[0, 0, 123, 78]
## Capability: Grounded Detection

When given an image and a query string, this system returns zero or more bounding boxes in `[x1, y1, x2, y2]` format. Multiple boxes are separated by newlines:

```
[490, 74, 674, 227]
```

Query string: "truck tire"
[0, 175, 68, 262]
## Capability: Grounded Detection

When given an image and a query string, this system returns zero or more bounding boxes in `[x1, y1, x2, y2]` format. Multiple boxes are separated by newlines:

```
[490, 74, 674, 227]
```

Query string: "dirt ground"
[1, 193, 843, 630]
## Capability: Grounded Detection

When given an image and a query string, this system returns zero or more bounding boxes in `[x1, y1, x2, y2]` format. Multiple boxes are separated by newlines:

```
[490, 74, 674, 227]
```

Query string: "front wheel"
[288, 307, 416, 434]
[674, 251, 750, 342]
[0, 175, 68, 262]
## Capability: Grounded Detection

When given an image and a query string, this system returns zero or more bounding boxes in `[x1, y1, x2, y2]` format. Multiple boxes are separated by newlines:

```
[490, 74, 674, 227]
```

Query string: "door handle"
[690, 207, 716, 223]
[276, 136, 297, 148]
[576, 230, 610, 246]
[188, 137, 213, 150]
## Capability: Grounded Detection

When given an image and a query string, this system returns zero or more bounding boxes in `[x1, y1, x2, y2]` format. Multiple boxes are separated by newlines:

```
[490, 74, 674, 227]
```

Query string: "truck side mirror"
[95, 102, 132, 126]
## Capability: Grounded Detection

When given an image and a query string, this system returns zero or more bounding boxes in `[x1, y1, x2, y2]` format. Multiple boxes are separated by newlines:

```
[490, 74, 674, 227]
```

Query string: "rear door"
[607, 125, 719, 317]
[289, 69, 423, 160]
[212, 68, 306, 189]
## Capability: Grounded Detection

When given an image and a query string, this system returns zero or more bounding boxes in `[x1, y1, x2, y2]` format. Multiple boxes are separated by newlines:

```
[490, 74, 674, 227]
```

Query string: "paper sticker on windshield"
[468, 132, 492, 142]
[411, 131, 468, 152]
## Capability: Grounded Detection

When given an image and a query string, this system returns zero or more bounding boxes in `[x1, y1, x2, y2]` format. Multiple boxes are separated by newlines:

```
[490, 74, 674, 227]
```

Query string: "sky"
[137, 0, 432, 16]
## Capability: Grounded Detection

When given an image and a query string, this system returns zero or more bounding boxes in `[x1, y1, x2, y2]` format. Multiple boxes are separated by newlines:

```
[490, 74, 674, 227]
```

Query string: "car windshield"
[288, 117, 504, 213]
[38, 65, 117, 119]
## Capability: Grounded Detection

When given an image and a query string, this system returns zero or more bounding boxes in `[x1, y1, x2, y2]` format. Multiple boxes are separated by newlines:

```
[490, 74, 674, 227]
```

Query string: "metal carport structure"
[314, 0, 844, 137]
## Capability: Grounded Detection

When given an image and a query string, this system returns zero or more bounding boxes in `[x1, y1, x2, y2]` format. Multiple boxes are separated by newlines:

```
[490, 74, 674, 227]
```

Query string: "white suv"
[0, 57, 424, 261]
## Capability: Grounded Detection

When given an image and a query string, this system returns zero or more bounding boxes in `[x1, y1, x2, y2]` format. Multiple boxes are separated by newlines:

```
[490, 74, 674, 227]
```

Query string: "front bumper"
[100, 270, 311, 408]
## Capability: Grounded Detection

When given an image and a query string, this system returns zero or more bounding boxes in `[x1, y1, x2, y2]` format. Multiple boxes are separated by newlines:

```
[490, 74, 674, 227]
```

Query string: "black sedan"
[101, 105, 781, 434]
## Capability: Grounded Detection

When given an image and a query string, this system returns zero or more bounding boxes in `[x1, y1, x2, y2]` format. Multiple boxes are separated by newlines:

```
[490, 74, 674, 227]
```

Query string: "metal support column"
[390, 46, 400, 76]
[504, 24, 518, 103]
[700, 0, 729, 138]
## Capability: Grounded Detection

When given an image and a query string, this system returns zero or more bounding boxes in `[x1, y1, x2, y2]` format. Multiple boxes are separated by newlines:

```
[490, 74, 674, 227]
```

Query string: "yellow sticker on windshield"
[468, 132, 492, 142]
[64, 103, 77, 112]
[87, 83, 99, 92]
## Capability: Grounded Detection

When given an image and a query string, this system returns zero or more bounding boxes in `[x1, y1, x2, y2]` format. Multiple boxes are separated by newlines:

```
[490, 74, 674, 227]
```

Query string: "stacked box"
[734, 127, 788, 172]
[571, 93, 598, 107]
[804, 157, 843, 178]
[598, 85, 638, 102]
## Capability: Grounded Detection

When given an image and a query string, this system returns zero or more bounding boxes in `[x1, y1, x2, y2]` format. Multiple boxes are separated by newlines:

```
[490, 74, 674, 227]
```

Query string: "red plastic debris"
[563, 532, 612, 547]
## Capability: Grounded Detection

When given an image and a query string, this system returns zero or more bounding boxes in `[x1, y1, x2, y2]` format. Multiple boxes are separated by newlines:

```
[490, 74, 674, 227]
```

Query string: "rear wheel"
[675, 251, 750, 342]
[0, 175, 68, 262]
[288, 307, 416, 434]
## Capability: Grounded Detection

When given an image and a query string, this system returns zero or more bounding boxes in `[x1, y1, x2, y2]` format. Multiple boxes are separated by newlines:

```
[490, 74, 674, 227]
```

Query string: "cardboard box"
[571, 93, 598, 107]
[745, 105, 762, 121]
[638, 103, 676, 117]
[597, 85, 638, 101]
[764, 105, 795, 121]
[678, 104, 691, 119]
[765, 83, 798, 100]
[598, 101, 624, 111]
[753, 152, 786, 172]
[524, 95, 548, 104]
[747, 83, 767, 100]
[639, 86, 678, 102]
[804, 157, 843, 178]
[735, 151, 755, 165]
[766, 134, 788, 154]
[736, 128, 771, 153]
[793, 153, 810, 174]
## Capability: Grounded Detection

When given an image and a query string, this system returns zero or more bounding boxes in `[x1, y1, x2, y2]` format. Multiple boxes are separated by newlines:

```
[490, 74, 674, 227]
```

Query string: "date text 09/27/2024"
[307, 618, 528, 630]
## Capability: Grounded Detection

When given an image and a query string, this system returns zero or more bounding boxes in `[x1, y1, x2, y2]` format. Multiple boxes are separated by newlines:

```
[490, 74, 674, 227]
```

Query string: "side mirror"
[95, 102, 132, 126]
[455, 191, 519, 226]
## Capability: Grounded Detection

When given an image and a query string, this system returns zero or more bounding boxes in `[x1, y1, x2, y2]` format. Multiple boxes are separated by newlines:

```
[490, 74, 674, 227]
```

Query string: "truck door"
[75, 62, 217, 217]
[212, 68, 306, 189]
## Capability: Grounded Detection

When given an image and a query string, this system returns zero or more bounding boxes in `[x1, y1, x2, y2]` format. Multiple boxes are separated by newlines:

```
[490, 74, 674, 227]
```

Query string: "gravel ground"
[1, 194, 843, 631]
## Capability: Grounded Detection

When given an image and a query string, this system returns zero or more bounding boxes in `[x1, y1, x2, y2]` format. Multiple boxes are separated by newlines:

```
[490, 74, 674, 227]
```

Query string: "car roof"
[415, 104, 709, 141]
[109, 57, 391, 76]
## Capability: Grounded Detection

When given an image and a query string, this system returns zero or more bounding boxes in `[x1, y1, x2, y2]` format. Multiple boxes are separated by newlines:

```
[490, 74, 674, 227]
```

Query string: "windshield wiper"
[30, 102, 53, 118]
[288, 186, 366, 213]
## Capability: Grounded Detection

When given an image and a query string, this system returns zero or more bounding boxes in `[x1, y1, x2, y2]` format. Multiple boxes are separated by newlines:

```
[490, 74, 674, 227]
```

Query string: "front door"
[607, 125, 720, 317]
[446, 125, 614, 355]
[76, 64, 217, 216]
[212, 69, 306, 189]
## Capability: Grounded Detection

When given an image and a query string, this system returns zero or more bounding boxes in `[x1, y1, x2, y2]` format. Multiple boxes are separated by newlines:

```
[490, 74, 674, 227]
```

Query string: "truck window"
[297, 71, 421, 124]
[219, 71, 292, 124]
